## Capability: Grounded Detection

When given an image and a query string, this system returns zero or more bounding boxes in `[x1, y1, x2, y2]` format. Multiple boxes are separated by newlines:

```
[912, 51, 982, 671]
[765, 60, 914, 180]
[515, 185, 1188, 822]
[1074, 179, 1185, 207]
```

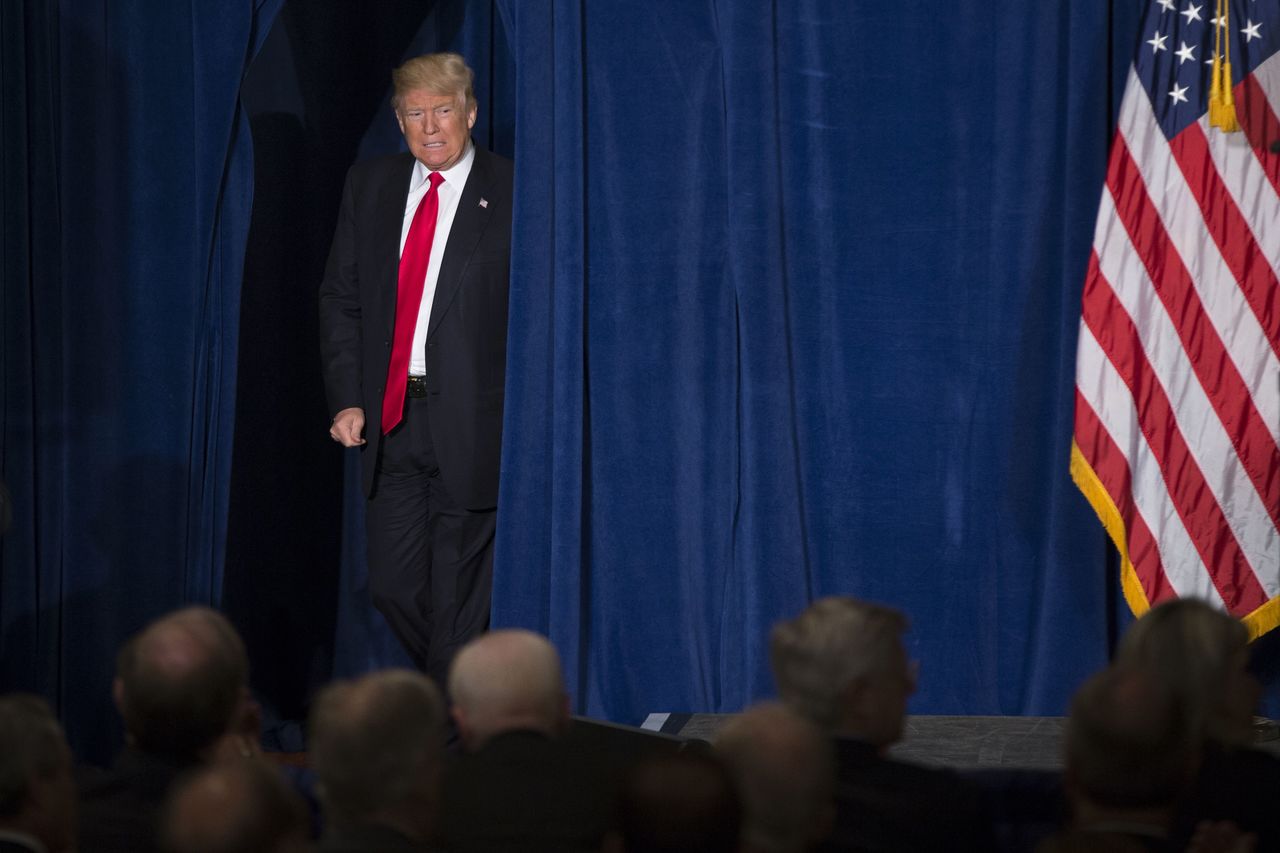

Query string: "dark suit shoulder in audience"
[1174, 741, 1280, 851]
[77, 748, 198, 853]
[1036, 826, 1180, 852]
[440, 729, 610, 853]
[320, 821, 435, 853]
[820, 736, 996, 853]
[0, 835, 44, 853]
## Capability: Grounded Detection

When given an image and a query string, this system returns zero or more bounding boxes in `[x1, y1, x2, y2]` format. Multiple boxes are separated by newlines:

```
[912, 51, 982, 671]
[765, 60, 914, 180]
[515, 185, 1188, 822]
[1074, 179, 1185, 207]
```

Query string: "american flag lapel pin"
[479, 198, 489, 208]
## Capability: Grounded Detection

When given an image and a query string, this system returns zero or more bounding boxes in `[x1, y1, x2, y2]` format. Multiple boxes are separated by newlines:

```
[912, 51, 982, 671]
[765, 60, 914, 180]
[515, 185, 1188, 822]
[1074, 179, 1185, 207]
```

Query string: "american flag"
[1072, 0, 1280, 636]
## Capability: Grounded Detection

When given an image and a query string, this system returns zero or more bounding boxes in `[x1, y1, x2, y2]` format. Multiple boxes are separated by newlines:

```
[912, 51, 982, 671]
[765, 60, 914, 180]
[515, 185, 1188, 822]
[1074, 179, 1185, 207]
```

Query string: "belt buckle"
[406, 375, 427, 398]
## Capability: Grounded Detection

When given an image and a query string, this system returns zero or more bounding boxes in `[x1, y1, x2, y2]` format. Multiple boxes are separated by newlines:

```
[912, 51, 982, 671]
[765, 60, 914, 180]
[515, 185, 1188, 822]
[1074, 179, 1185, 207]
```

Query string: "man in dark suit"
[771, 597, 996, 853]
[309, 669, 446, 852]
[1038, 665, 1197, 853]
[78, 607, 261, 853]
[440, 630, 611, 853]
[319, 51, 512, 686]
[0, 695, 76, 853]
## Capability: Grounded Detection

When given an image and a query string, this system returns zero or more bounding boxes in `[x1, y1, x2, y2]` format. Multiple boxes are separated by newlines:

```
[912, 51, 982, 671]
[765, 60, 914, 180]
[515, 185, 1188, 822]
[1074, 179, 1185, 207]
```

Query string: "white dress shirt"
[400, 142, 475, 377]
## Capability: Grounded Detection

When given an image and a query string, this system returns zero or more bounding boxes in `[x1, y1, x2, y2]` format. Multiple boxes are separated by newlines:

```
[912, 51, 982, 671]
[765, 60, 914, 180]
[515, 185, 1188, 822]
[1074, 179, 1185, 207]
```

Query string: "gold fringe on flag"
[1208, 0, 1240, 132]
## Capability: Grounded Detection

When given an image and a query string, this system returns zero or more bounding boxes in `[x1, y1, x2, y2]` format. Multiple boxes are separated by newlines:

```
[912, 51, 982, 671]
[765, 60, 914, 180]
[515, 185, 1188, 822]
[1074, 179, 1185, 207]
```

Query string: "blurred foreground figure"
[771, 596, 995, 852]
[1117, 597, 1276, 850]
[604, 751, 741, 853]
[0, 695, 77, 853]
[441, 629, 609, 852]
[80, 607, 258, 853]
[161, 760, 311, 853]
[715, 702, 835, 852]
[309, 669, 446, 852]
[1037, 665, 1200, 853]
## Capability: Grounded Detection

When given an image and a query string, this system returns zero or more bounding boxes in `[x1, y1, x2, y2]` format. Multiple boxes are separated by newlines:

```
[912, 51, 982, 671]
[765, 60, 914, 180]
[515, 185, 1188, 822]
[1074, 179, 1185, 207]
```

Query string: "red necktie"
[383, 171, 445, 434]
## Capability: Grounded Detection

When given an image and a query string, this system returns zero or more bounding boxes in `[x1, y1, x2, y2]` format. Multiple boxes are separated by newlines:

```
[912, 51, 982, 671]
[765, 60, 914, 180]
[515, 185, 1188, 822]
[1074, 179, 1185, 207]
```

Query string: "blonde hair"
[391, 52, 475, 112]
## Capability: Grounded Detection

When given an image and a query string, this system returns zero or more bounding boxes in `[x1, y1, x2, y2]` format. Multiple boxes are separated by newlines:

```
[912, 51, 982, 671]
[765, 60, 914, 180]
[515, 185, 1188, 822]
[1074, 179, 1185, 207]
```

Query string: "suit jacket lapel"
[373, 154, 416, 340]
[427, 145, 496, 340]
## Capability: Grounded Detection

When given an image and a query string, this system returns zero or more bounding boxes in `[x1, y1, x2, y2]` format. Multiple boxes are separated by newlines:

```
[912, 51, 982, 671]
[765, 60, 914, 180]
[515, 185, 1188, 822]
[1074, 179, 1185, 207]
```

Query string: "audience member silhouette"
[439, 629, 610, 852]
[714, 702, 835, 853]
[160, 759, 312, 853]
[79, 606, 258, 853]
[603, 751, 741, 853]
[1037, 665, 1198, 853]
[771, 596, 995, 852]
[1116, 597, 1278, 850]
[0, 695, 77, 853]
[308, 669, 445, 852]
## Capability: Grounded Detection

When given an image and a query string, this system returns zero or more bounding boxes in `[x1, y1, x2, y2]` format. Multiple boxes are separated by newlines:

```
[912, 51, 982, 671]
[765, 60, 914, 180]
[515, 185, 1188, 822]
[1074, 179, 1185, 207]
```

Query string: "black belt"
[406, 375, 427, 398]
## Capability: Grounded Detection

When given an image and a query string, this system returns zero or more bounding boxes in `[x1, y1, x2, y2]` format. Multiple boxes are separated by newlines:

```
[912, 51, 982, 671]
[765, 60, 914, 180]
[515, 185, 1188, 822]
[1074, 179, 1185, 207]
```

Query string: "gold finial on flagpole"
[1208, 0, 1241, 132]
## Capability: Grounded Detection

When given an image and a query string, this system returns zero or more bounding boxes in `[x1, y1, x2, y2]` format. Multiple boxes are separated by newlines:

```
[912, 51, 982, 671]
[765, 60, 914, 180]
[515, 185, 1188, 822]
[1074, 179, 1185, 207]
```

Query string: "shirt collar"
[410, 140, 475, 193]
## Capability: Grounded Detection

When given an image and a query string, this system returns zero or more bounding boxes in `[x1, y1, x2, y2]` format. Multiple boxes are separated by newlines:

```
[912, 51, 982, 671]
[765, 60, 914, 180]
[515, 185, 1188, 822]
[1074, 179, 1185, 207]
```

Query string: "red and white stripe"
[1073, 54, 1280, 628]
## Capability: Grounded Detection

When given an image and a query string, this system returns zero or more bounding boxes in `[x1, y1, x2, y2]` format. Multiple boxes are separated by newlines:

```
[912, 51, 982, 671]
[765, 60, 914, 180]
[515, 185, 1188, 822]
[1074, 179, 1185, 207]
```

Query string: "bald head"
[448, 630, 568, 748]
[115, 607, 249, 759]
[715, 703, 836, 852]
[161, 760, 309, 853]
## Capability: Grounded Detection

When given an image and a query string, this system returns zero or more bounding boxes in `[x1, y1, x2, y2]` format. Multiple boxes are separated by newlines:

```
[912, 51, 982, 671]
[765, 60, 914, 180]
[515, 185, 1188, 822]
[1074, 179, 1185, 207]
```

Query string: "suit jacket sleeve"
[318, 167, 366, 417]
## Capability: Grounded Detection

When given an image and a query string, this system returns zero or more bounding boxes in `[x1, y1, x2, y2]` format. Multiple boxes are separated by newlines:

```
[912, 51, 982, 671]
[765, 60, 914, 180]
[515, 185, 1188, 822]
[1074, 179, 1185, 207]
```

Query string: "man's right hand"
[330, 407, 367, 447]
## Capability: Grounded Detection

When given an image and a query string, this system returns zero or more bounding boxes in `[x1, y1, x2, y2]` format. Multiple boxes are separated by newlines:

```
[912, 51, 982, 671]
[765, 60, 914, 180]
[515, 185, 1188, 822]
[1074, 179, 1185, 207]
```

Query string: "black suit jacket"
[319, 822, 435, 853]
[77, 748, 198, 853]
[438, 730, 611, 853]
[319, 145, 513, 508]
[820, 737, 996, 853]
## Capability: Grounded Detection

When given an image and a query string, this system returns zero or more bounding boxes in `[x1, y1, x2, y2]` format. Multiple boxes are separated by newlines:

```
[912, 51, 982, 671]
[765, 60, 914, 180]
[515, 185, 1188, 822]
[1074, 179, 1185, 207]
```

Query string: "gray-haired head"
[770, 596, 913, 743]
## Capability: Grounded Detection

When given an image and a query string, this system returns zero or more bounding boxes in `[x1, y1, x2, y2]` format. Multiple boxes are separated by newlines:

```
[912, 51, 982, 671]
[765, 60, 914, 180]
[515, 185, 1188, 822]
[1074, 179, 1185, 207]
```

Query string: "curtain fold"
[0, 0, 282, 763]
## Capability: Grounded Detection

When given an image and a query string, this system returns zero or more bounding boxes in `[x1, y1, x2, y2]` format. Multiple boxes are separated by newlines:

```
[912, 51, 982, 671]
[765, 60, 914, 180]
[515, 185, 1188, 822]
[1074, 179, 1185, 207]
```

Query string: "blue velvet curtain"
[13, 0, 1279, 762]
[1, 0, 281, 763]
[491, 0, 1148, 722]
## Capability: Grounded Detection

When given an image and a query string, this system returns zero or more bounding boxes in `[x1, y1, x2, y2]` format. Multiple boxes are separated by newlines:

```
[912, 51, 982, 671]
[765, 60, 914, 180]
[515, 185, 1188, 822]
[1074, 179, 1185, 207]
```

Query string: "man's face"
[396, 88, 477, 172]
[852, 640, 917, 748]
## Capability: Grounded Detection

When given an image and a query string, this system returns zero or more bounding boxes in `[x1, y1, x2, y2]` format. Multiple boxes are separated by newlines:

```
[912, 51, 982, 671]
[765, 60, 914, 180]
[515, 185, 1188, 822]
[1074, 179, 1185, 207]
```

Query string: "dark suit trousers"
[366, 394, 495, 688]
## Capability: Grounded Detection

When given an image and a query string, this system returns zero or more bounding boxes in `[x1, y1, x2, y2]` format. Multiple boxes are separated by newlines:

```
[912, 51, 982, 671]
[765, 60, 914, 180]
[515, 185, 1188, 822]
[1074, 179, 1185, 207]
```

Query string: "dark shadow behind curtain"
[491, 0, 1157, 722]
[1, 0, 282, 763]
[228, 0, 515, 747]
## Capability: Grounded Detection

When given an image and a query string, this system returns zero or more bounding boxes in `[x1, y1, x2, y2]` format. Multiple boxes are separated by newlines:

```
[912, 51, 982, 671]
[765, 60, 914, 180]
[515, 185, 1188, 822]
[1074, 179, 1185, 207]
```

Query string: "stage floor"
[643, 713, 1280, 770]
